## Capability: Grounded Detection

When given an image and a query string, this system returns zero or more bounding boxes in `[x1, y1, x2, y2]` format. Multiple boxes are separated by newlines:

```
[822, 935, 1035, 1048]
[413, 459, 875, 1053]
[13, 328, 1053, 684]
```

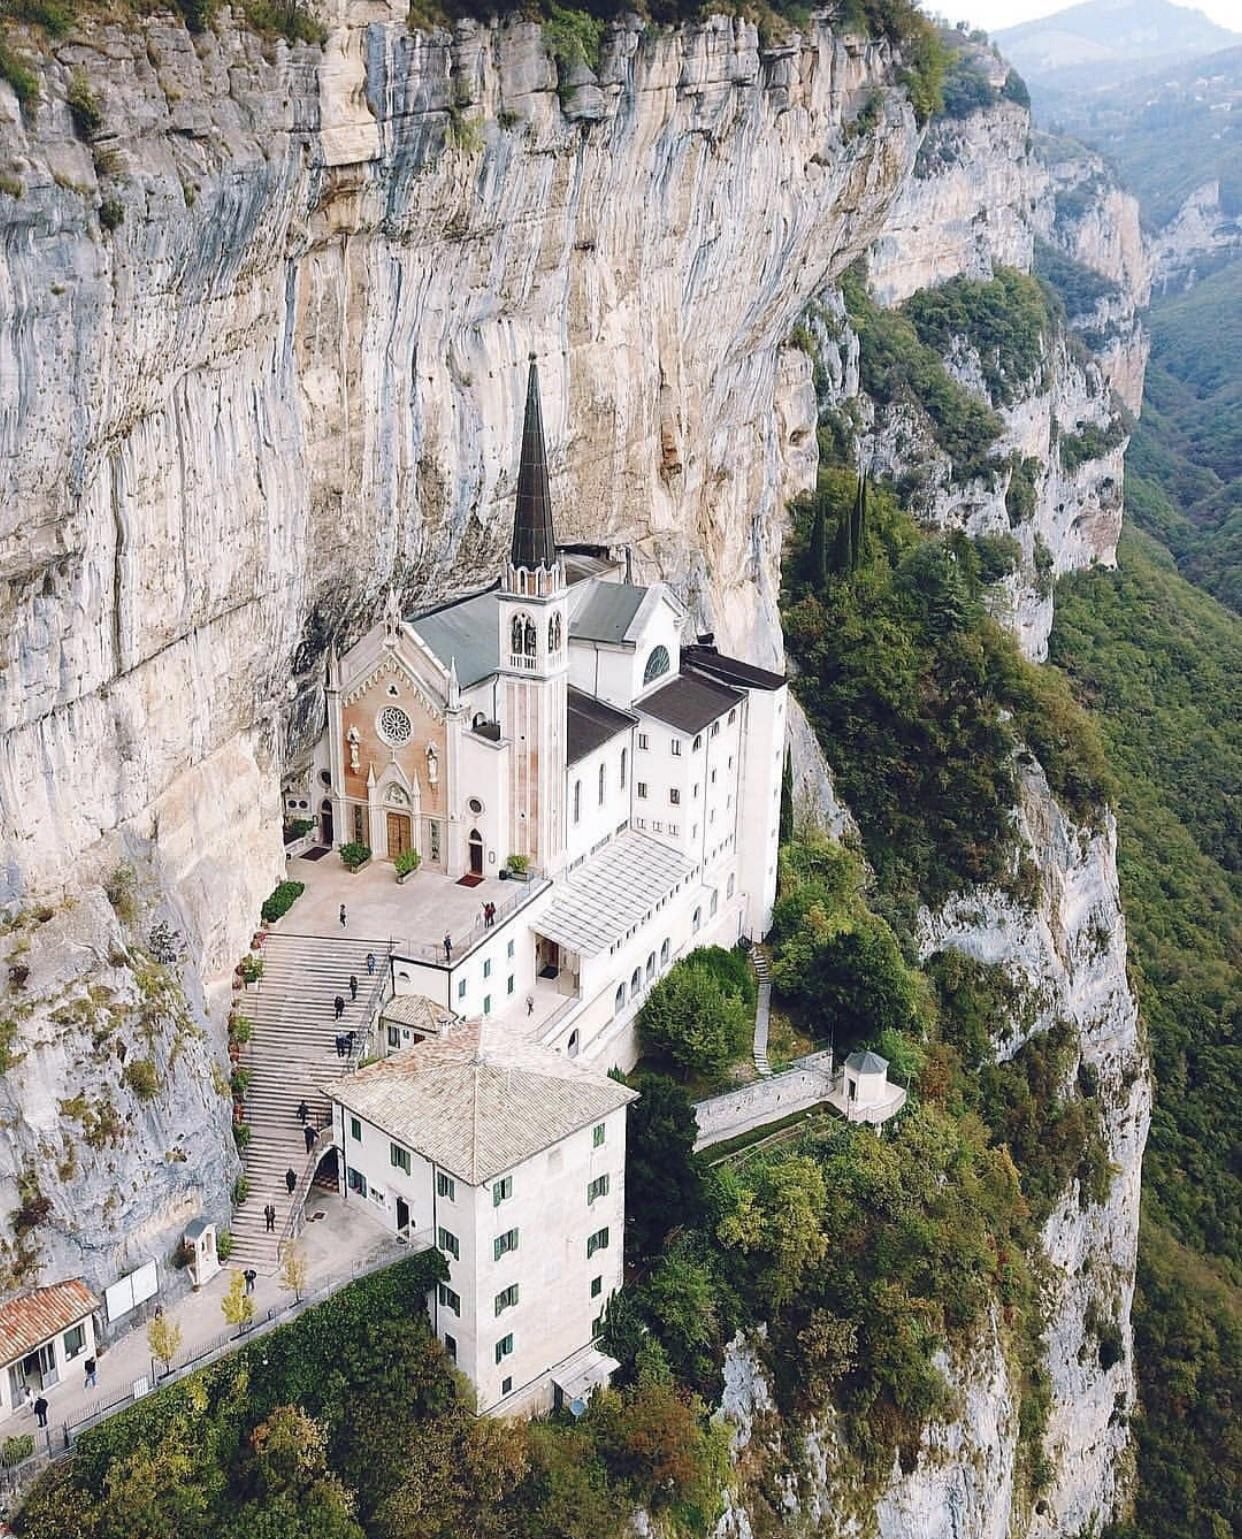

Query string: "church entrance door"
[321, 800, 334, 846]
[386, 812, 412, 860]
[468, 830, 484, 876]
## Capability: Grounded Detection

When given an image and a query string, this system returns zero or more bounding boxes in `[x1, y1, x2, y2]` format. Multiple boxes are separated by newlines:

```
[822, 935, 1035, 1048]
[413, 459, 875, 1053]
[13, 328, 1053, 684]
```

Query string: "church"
[307, 356, 787, 1072]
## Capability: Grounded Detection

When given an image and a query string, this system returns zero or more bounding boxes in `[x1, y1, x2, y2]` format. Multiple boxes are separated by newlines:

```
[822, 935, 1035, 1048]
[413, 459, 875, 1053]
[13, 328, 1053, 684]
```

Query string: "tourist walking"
[334, 994, 345, 1021]
[334, 1033, 346, 1058]
[443, 933, 452, 962]
[84, 1356, 97, 1389]
[21, 1384, 32, 1412]
[526, 993, 535, 1016]
[243, 1268, 257, 1296]
[365, 952, 376, 975]
[264, 1203, 276, 1233]
[304, 1123, 316, 1154]
[296, 1099, 308, 1124]
[339, 903, 347, 929]
[33, 1395, 48, 1428]
[285, 1168, 297, 1196]
[349, 974, 358, 1001]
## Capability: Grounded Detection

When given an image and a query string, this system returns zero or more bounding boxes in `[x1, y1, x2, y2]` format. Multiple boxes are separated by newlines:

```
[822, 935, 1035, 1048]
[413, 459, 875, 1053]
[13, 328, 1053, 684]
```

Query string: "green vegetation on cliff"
[1051, 528, 1240, 1539]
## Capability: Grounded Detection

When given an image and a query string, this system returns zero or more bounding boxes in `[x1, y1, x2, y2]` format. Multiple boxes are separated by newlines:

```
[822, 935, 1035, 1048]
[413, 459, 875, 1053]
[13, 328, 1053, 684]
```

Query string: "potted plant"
[394, 848, 421, 884]
[238, 954, 264, 988]
[339, 841, 372, 873]
[504, 853, 531, 882]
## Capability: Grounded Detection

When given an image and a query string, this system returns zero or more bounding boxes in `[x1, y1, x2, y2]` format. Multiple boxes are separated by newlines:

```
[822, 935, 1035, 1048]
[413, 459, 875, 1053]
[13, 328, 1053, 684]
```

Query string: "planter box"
[343, 859, 371, 875]
[396, 869, 417, 885]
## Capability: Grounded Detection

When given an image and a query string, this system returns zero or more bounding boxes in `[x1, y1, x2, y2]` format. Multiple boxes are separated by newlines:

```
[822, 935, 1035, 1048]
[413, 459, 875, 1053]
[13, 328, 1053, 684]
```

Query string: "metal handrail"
[391, 876, 550, 967]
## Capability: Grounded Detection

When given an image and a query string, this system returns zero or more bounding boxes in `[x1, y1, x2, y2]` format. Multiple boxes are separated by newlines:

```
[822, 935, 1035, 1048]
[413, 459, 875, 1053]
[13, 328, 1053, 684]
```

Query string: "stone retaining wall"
[694, 1051, 834, 1150]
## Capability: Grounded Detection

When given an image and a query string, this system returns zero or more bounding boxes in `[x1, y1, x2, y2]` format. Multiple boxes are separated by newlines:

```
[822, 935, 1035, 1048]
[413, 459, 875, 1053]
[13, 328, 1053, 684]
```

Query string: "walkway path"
[230, 932, 390, 1271]
[751, 947, 772, 1078]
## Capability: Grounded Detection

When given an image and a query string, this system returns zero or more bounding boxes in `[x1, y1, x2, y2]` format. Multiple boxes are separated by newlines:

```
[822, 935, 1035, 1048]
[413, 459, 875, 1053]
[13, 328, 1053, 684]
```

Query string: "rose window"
[377, 706, 413, 746]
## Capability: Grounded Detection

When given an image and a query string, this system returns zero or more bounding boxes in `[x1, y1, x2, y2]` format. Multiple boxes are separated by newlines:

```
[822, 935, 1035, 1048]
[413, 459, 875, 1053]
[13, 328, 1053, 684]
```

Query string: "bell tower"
[497, 356, 569, 875]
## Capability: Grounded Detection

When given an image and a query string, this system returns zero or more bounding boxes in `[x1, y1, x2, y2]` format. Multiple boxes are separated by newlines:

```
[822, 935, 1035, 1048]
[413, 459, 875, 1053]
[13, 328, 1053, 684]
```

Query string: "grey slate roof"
[567, 688, 636, 767]
[408, 588, 500, 689]
[682, 645, 786, 692]
[537, 831, 694, 957]
[639, 671, 743, 734]
[569, 580, 650, 645]
[381, 995, 458, 1035]
[845, 1050, 889, 1075]
[327, 1018, 637, 1185]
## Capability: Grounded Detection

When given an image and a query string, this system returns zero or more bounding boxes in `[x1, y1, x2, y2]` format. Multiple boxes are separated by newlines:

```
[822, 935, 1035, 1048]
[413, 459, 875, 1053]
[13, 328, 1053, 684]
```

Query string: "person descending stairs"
[228, 933, 390, 1271]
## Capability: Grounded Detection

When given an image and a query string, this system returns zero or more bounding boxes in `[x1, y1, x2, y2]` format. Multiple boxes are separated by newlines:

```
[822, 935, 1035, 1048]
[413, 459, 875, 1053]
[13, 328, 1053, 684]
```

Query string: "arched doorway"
[386, 812, 412, 859]
[468, 829, 484, 876]
[320, 799, 334, 846]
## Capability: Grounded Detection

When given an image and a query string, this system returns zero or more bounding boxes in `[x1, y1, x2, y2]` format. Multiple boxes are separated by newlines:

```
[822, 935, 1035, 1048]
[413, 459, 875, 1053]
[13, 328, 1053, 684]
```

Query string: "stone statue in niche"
[426, 745, 439, 787]
[347, 726, 360, 772]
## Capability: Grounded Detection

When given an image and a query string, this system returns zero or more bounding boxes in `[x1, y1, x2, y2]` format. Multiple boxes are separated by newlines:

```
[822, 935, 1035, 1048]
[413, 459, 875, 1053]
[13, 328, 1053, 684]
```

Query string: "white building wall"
[457, 731, 511, 877]
[735, 684, 787, 937]
[564, 734, 632, 870]
[0, 1312, 97, 1420]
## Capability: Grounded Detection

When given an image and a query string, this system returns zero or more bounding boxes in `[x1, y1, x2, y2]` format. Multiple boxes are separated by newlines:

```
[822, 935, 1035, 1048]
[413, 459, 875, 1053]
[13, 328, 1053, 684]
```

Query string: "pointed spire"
[511, 354, 556, 571]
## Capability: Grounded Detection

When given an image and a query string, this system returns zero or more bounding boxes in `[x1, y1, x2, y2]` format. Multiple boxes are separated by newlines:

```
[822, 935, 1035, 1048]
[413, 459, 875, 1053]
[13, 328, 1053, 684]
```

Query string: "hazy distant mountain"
[996, 0, 1239, 111]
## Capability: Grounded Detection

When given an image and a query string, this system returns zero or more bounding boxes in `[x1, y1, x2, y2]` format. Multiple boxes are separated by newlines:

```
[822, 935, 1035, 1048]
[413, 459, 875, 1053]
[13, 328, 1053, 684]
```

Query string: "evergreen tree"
[808, 492, 829, 589]
[831, 507, 853, 574]
[779, 748, 794, 846]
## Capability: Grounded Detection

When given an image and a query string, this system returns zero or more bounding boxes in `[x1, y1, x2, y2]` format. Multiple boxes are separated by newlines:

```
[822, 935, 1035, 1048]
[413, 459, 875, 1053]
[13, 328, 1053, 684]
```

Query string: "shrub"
[638, 959, 751, 1080]
[238, 954, 264, 986]
[239, 0, 327, 44]
[1005, 453, 1040, 525]
[66, 70, 101, 138]
[0, 172, 21, 198]
[230, 1067, 251, 1098]
[228, 1014, 252, 1046]
[122, 1057, 159, 1101]
[975, 532, 1021, 584]
[1001, 69, 1030, 108]
[393, 847, 421, 877]
[901, 267, 1051, 407]
[1, 1433, 34, 1467]
[232, 1175, 250, 1206]
[260, 880, 305, 925]
[0, 43, 40, 115]
[232, 1122, 251, 1151]
[543, 4, 603, 76]
[939, 55, 993, 119]
[338, 841, 371, 872]
[98, 197, 123, 232]
[504, 852, 530, 874]
[216, 1227, 233, 1261]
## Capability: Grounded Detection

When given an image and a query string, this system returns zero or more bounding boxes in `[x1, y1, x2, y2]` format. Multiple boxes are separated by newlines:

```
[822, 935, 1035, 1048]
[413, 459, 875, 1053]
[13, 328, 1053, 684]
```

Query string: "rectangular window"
[353, 804, 364, 843]
[483, 994, 492, 1015]
[670, 740, 682, 756]
[437, 1171, 455, 1201]
[507, 939, 515, 959]
[592, 1122, 605, 1148]
[444, 1333, 457, 1362]
[637, 782, 648, 799]
[711, 721, 720, 737]
[438, 1283, 460, 1316]
[493, 1176, 513, 1206]
[586, 1226, 610, 1258]
[350, 1116, 362, 1142]
[62, 1323, 86, 1360]
[387, 1025, 401, 1049]
[390, 1143, 411, 1175]
[591, 1275, 603, 1299]
[507, 974, 515, 995]
[495, 1333, 514, 1364]
[347, 1167, 367, 1198]
[668, 823, 678, 835]
[501, 1375, 512, 1395]
[638, 732, 648, 750]
[429, 820, 442, 863]
[494, 1227, 519, 1261]
[652, 820, 662, 833]
[728, 709, 736, 725]
[438, 1227, 459, 1260]
[494, 1283, 519, 1315]
[669, 788, 680, 805]
[483, 958, 492, 979]
[587, 1174, 610, 1204]
[457, 979, 467, 1000]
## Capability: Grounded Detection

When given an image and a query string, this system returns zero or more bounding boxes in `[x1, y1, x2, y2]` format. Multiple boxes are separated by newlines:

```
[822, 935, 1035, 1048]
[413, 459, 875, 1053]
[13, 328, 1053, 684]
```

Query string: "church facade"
[304, 358, 787, 1071]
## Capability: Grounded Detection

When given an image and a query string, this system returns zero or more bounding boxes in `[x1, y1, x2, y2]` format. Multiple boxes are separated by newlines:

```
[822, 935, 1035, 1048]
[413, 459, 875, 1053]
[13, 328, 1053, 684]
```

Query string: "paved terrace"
[286, 852, 547, 964]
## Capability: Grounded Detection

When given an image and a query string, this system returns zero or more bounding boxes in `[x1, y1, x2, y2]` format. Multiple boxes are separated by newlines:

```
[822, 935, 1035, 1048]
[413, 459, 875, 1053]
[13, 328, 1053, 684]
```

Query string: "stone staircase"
[751, 948, 773, 1078]
[229, 933, 391, 1271]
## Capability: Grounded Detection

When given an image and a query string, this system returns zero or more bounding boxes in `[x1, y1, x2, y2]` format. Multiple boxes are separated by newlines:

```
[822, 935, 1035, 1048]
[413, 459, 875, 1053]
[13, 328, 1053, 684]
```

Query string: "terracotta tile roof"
[0, 1280, 99, 1366]
[328, 1018, 637, 1185]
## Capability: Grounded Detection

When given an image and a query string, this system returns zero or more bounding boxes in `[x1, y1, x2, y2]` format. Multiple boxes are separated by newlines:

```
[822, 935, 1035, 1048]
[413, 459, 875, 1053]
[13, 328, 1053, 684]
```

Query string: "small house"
[0, 1279, 100, 1420]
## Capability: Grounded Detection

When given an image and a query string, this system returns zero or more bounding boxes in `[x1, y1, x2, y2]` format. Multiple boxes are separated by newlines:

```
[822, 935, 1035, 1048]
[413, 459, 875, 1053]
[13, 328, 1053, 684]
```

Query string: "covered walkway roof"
[536, 831, 694, 958]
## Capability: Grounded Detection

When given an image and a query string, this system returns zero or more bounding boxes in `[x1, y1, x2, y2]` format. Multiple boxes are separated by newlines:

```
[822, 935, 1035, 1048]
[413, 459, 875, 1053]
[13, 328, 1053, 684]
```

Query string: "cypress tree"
[808, 493, 828, 589]
[831, 507, 852, 574]
[854, 472, 869, 570]
[779, 748, 794, 846]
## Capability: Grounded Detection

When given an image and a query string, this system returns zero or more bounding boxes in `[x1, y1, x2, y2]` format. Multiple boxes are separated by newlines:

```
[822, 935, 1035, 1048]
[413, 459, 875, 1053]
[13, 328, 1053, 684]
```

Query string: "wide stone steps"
[229, 933, 391, 1272]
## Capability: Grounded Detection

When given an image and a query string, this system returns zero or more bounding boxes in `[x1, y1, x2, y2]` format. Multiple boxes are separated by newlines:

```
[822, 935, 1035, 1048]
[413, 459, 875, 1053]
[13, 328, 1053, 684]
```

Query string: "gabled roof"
[567, 688, 636, 767]
[568, 580, 651, 646]
[408, 588, 500, 689]
[0, 1280, 99, 1366]
[682, 644, 786, 693]
[511, 357, 557, 570]
[845, 1050, 889, 1075]
[638, 671, 744, 734]
[537, 830, 694, 957]
[327, 1019, 637, 1185]
[381, 995, 459, 1035]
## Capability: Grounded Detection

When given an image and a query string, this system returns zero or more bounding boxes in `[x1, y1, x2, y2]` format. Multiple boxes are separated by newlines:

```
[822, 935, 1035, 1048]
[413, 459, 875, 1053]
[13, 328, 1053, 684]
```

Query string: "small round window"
[377, 705, 413, 746]
[467, 797, 484, 815]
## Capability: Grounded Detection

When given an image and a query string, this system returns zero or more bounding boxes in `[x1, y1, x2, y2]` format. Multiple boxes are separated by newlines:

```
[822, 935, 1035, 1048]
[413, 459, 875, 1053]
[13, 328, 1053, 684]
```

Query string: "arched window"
[523, 617, 537, 657]
[567, 1029, 579, 1058]
[630, 967, 642, 997]
[598, 763, 606, 805]
[620, 748, 627, 790]
[511, 614, 526, 656]
[645, 952, 655, 982]
[573, 780, 582, 824]
[660, 938, 670, 967]
[692, 905, 702, 933]
[549, 613, 562, 653]
[726, 873, 735, 898]
[614, 983, 626, 1014]
[710, 889, 719, 917]
[643, 645, 670, 686]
